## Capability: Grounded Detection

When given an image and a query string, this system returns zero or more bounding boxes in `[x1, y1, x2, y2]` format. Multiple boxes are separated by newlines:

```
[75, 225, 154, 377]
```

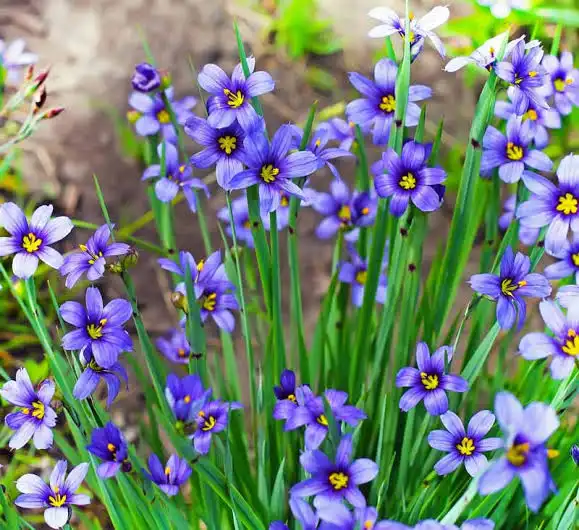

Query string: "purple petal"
[9, 419, 36, 449]
[440, 411, 465, 438]
[290, 477, 328, 498]
[434, 453, 462, 475]
[440, 374, 469, 393]
[37, 247, 64, 270]
[467, 410, 495, 439]
[155, 179, 179, 202]
[519, 332, 557, 360]
[399, 387, 426, 412]
[246, 71, 275, 97]
[348, 72, 380, 98]
[44, 507, 69, 529]
[0, 202, 27, 235]
[496, 296, 517, 329]
[478, 457, 515, 496]
[16, 473, 50, 495]
[395, 367, 420, 387]
[389, 194, 410, 217]
[349, 458, 378, 485]
[198, 64, 230, 94]
[411, 186, 440, 212]
[424, 389, 449, 415]
[135, 115, 160, 136]
[494, 391, 523, 434]
[85, 287, 104, 321]
[520, 403, 559, 445]
[42, 217, 73, 245]
[476, 437, 503, 452]
[14, 493, 47, 509]
[464, 453, 488, 477]
[427, 429, 455, 451]
[519, 459, 551, 512]
[12, 252, 39, 279]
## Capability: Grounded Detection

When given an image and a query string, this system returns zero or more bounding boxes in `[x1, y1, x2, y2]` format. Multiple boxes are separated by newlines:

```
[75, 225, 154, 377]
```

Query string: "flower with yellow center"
[157, 109, 171, 124]
[420, 372, 439, 390]
[561, 328, 579, 356]
[506, 142, 524, 161]
[86, 318, 108, 340]
[556, 193, 578, 215]
[328, 471, 349, 490]
[22, 232, 42, 253]
[48, 487, 67, 508]
[356, 270, 368, 285]
[260, 164, 279, 183]
[456, 436, 476, 456]
[22, 401, 45, 420]
[379, 94, 396, 113]
[218, 135, 237, 155]
[500, 278, 526, 297]
[223, 88, 244, 108]
[523, 109, 538, 121]
[338, 204, 352, 223]
[202, 292, 217, 312]
[399, 173, 416, 190]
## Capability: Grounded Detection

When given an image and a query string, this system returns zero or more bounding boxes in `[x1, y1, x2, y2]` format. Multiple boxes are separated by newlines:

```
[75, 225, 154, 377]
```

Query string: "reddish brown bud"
[24, 65, 35, 82]
[33, 87, 47, 112]
[33, 67, 51, 87]
[42, 107, 65, 120]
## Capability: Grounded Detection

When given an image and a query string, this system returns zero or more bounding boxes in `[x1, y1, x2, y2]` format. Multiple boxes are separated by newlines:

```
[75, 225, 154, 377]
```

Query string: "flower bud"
[131, 62, 161, 93]
[121, 247, 139, 270]
[121, 460, 133, 473]
[41, 107, 65, 120]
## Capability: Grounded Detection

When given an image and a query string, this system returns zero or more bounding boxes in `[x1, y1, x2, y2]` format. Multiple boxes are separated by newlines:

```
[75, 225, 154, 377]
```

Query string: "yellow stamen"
[364, 522, 374, 530]
[157, 110, 171, 124]
[202, 292, 217, 312]
[86, 318, 108, 340]
[48, 492, 67, 508]
[500, 278, 526, 297]
[280, 195, 289, 207]
[456, 437, 476, 456]
[22, 401, 45, 419]
[547, 448, 560, 459]
[164, 466, 171, 475]
[177, 348, 187, 358]
[361, 207, 370, 215]
[562, 331, 579, 356]
[22, 232, 42, 253]
[328, 472, 349, 490]
[420, 372, 439, 390]
[315, 138, 322, 147]
[554, 78, 569, 92]
[201, 415, 217, 431]
[107, 443, 116, 452]
[356, 270, 368, 285]
[218, 135, 237, 155]
[223, 88, 244, 108]
[528, 70, 538, 78]
[556, 193, 578, 215]
[260, 164, 279, 183]
[127, 110, 140, 123]
[523, 109, 538, 121]
[379, 94, 396, 113]
[287, 394, 296, 402]
[184, 395, 191, 404]
[316, 414, 329, 426]
[399, 173, 416, 190]
[338, 205, 351, 223]
[506, 442, 530, 466]
[506, 142, 524, 161]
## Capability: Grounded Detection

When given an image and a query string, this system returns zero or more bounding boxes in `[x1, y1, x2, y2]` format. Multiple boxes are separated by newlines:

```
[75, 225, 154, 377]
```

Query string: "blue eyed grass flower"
[227, 124, 318, 216]
[60, 286, 133, 368]
[185, 116, 247, 188]
[495, 88, 561, 149]
[572, 445, 579, 465]
[428, 410, 502, 477]
[346, 59, 431, 145]
[142, 141, 209, 212]
[396, 342, 468, 416]
[543, 233, 579, 281]
[283, 387, 366, 449]
[269, 497, 319, 530]
[0, 202, 73, 279]
[198, 58, 274, 130]
[377, 521, 494, 529]
[273, 369, 299, 421]
[0, 38, 37, 84]
[309, 179, 376, 240]
[60, 224, 130, 288]
[86, 422, 130, 478]
[541, 52, 579, 116]
[519, 299, 579, 380]
[481, 116, 553, 183]
[338, 245, 387, 307]
[1, 367, 56, 450]
[372, 141, 446, 216]
[478, 392, 559, 512]
[144, 454, 191, 497]
[128, 87, 196, 142]
[499, 195, 539, 246]
[469, 247, 551, 330]
[368, 6, 450, 59]
[156, 328, 195, 364]
[131, 62, 161, 93]
[290, 434, 378, 508]
[15, 460, 90, 529]
[192, 400, 243, 454]
[495, 39, 549, 114]
[316, 118, 360, 152]
[165, 373, 211, 427]
[517, 154, 579, 254]
[316, 502, 391, 529]
[73, 350, 128, 408]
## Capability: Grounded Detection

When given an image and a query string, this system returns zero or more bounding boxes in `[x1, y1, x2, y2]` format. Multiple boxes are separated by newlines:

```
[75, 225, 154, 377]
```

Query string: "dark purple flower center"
[515, 70, 538, 85]
[87, 318, 107, 340]
[201, 292, 217, 312]
[223, 88, 244, 108]
[500, 278, 526, 297]
[79, 244, 103, 265]
[328, 470, 349, 491]
[22, 400, 45, 420]
[561, 329, 579, 357]
[398, 172, 417, 190]
[48, 487, 67, 507]
[198, 410, 217, 431]
[260, 164, 279, 183]
[556, 193, 578, 216]
[506, 441, 530, 467]
[217, 135, 238, 155]
[107, 442, 117, 461]
[505, 142, 524, 161]
[456, 436, 475, 456]
[379, 94, 396, 114]
[22, 232, 42, 253]
[420, 371, 439, 390]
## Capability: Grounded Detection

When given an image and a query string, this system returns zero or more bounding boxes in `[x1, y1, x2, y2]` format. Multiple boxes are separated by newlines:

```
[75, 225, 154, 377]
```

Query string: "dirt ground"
[4, 0, 476, 335]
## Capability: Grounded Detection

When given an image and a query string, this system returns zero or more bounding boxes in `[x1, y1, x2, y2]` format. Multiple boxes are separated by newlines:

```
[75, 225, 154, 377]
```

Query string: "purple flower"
[478, 392, 559, 512]
[339, 245, 387, 308]
[495, 40, 549, 114]
[368, 6, 450, 59]
[72, 350, 128, 408]
[192, 400, 243, 454]
[131, 62, 161, 93]
[372, 140, 446, 216]
[0, 38, 37, 84]
[516, 155, 579, 254]
[309, 179, 376, 240]
[156, 328, 195, 364]
[290, 434, 378, 508]
[469, 247, 551, 329]
[282, 386, 366, 450]
[185, 116, 247, 188]
[346, 59, 431, 145]
[428, 410, 502, 477]
[481, 116, 552, 183]
[1, 368, 56, 450]
[317, 503, 393, 530]
[374, 521, 494, 530]
[541, 52, 579, 116]
[165, 373, 211, 425]
[190, 278, 239, 332]
[144, 454, 191, 496]
[495, 87, 561, 149]
[572, 445, 579, 465]
[217, 195, 254, 248]
[396, 342, 468, 416]
[128, 87, 196, 142]
[317, 118, 358, 152]
[198, 58, 274, 130]
[86, 422, 130, 479]
[273, 369, 299, 421]
[0, 202, 73, 279]
[544, 232, 579, 282]
[142, 141, 209, 212]
[519, 299, 579, 380]
[498, 195, 539, 246]
[60, 224, 130, 288]
[291, 125, 353, 179]
[60, 286, 133, 368]
[15, 460, 90, 529]
[227, 125, 318, 216]
[269, 498, 321, 530]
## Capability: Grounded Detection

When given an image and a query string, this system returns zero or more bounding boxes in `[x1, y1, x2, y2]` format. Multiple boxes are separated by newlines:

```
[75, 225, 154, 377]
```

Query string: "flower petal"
[467, 410, 495, 439]
[434, 453, 462, 475]
[440, 411, 465, 438]
[12, 252, 39, 279]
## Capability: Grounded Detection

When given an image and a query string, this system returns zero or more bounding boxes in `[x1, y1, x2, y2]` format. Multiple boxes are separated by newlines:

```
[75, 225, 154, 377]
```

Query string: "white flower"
[368, 5, 450, 58]
[477, 0, 530, 19]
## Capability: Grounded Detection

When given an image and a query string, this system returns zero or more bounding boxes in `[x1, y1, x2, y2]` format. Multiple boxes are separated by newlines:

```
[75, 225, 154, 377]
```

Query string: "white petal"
[418, 6, 450, 32]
